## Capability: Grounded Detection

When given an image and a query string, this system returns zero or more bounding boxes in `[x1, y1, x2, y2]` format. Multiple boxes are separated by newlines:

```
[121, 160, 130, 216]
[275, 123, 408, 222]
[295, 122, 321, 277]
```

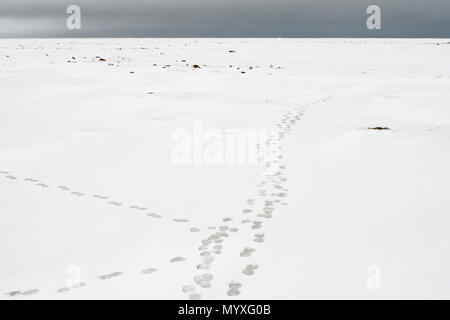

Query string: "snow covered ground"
[1, 38, 449, 300]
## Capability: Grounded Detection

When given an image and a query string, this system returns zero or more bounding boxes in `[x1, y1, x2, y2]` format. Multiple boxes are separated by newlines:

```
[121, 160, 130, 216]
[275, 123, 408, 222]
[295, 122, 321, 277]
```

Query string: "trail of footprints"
[181, 96, 333, 299]
[5, 252, 192, 297]
[0, 170, 194, 298]
[1, 96, 333, 299]
[4, 256, 188, 297]
[0, 170, 199, 224]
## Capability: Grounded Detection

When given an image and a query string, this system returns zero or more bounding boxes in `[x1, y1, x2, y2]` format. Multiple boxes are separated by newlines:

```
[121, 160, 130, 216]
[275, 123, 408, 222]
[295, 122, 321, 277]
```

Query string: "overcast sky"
[0, 0, 449, 38]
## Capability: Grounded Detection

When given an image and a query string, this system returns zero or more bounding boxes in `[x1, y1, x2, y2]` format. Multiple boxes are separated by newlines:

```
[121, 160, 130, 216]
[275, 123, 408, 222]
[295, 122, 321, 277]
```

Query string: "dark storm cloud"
[0, 0, 449, 37]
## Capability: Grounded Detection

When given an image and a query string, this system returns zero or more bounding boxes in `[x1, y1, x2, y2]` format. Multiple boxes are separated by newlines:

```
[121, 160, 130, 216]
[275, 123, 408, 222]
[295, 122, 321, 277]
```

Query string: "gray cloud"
[0, 0, 449, 37]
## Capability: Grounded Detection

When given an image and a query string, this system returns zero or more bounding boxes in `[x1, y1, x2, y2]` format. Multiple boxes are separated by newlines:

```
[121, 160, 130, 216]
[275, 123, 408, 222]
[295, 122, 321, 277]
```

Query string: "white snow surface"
[1, 38, 450, 299]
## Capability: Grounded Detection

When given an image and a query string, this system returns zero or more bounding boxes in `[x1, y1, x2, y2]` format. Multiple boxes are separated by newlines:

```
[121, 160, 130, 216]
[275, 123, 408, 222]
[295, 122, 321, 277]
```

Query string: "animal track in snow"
[97, 271, 123, 280]
[108, 201, 122, 206]
[216, 97, 334, 300]
[170, 256, 186, 263]
[251, 221, 263, 230]
[142, 268, 157, 275]
[254, 233, 265, 243]
[240, 247, 255, 257]
[6, 288, 39, 297]
[182, 285, 196, 293]
[147, 213, 163, 218]
[130, 205, 146, 211]
[0, 171, 175, 228]
[92, 194, 108, 199]
[56, 282, 86, 294]
[194, 273, 214, 288]
[227, 281, 242, 296]
[189, 293, 202, 300]
[179, 99, 328, 299]
[242, 264, 258, 276]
